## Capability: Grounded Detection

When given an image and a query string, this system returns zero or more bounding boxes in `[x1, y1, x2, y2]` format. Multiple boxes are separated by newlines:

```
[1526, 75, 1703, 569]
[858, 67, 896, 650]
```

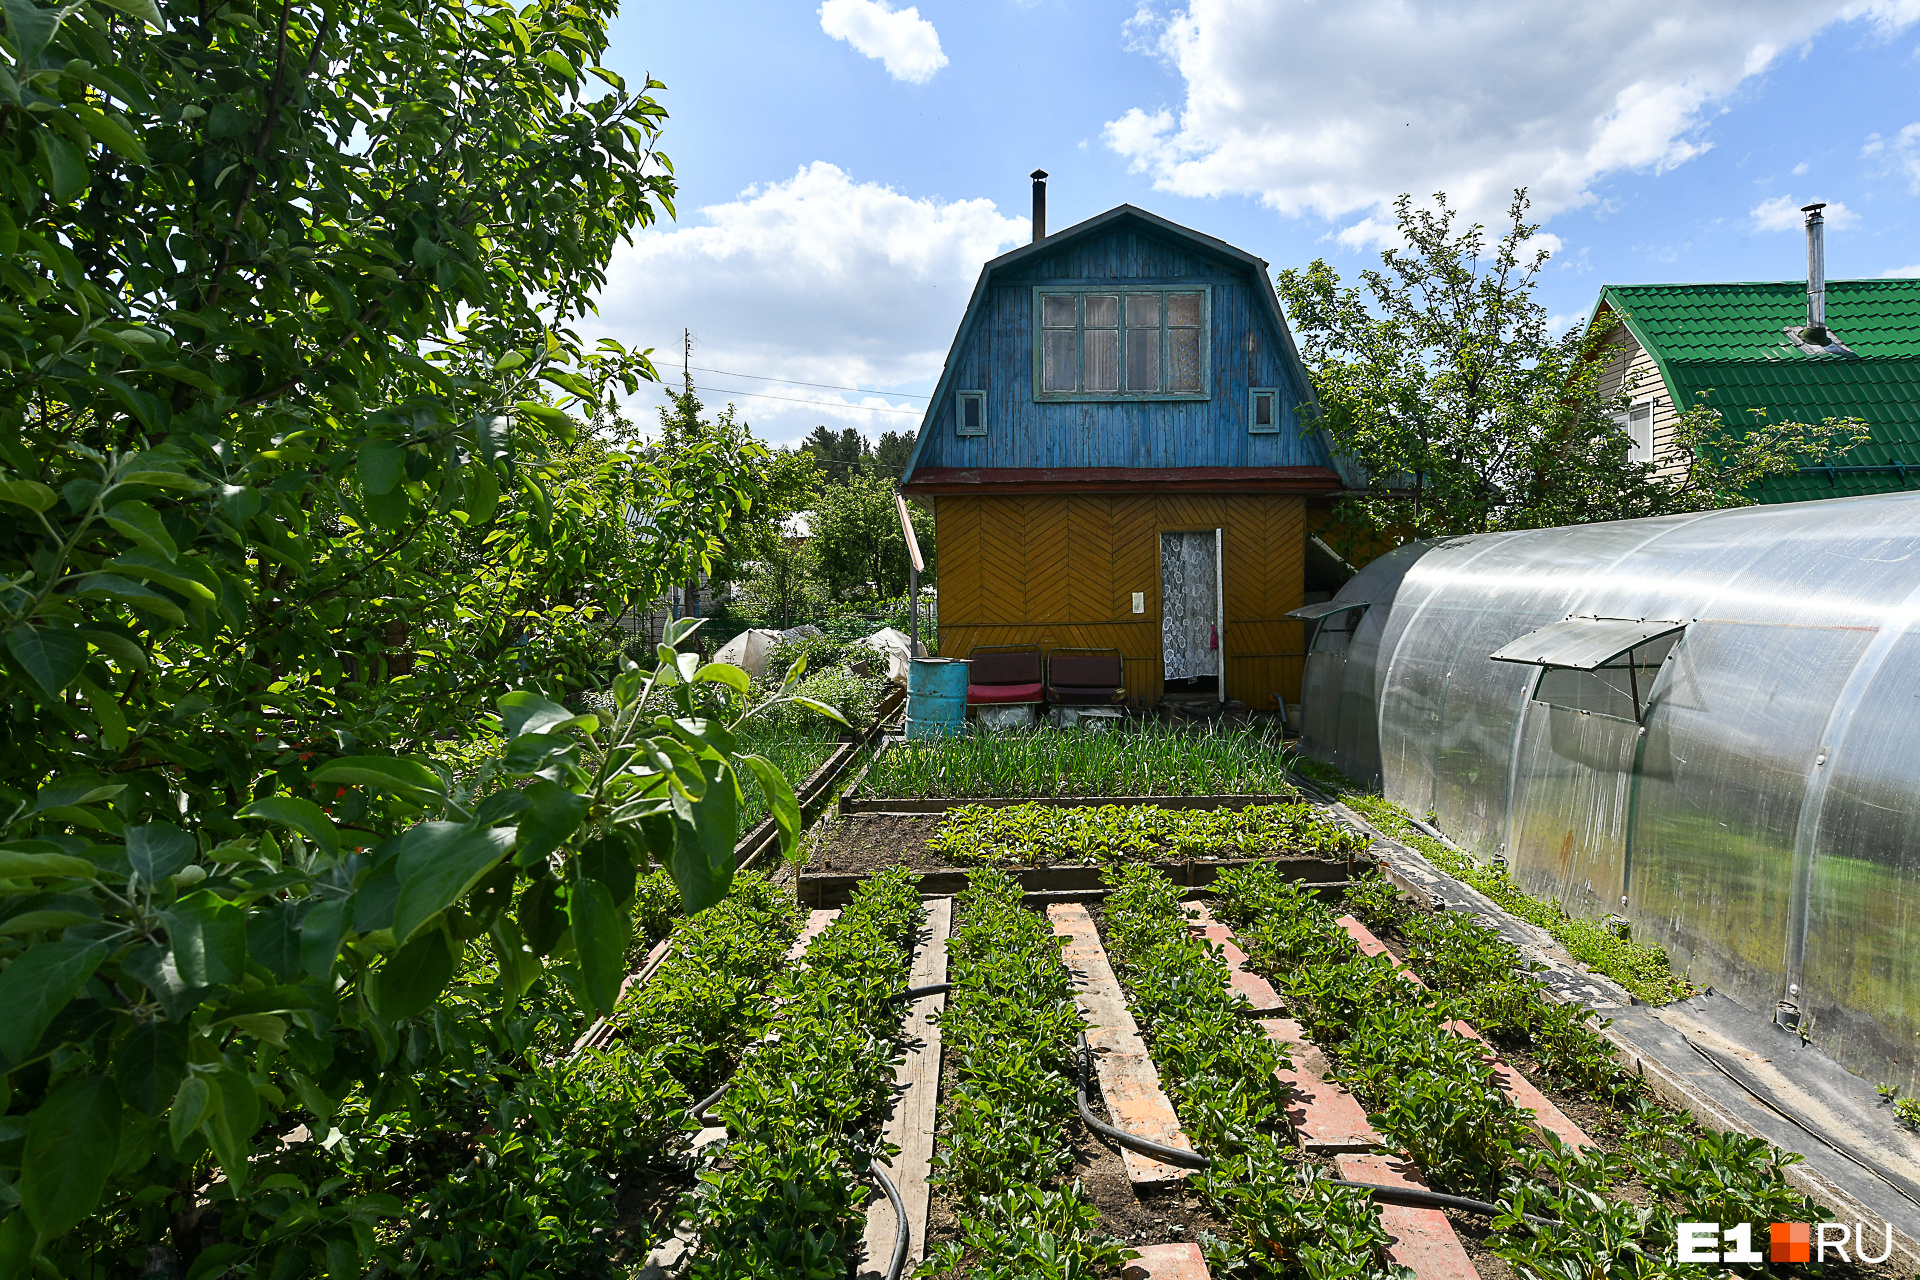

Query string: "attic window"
[1034, 287, 1210, 402]
[956, 390, 985, 436]
[1249, 387, 1280, 434]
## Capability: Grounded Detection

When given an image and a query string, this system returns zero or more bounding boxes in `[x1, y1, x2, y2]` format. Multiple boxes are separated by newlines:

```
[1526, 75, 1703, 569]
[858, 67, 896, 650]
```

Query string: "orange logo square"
[1771, 1222, 1810, 1263]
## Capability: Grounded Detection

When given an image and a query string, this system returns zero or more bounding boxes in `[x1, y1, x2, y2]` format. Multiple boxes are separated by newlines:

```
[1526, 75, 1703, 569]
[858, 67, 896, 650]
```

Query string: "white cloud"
[1107, 1, 1920, 240]
[1883, 264, 1920, 278]
[1861, 122, 1920, 190]
[1792, 161, 1810, 174]
[592, 163, 1025, 444]
[1751, 195, 1860, 230]
[819, 0, 948, 84]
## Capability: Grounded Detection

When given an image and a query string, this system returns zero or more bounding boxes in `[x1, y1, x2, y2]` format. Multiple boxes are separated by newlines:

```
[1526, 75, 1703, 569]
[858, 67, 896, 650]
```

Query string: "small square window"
[956, 390, 986, 436]
[1249, 387, 1280, 433]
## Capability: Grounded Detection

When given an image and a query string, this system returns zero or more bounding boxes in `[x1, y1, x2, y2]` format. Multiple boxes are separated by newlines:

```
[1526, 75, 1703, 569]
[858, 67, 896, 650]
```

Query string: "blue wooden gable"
[900, 205, 1343, 485]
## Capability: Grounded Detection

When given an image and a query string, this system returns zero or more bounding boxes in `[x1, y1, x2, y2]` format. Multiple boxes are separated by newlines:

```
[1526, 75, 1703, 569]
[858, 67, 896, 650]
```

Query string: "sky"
[586, 0, 1920, 449]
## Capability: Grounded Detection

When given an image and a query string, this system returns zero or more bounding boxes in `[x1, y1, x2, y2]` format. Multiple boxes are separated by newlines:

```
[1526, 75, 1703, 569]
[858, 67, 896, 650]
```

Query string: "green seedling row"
[929, 802, 1371, 868]
[1214, 863, 1836, 1278]
[686, 867, 924, 1278]
[866, 724, 1300, 800]
[1101, 864, 1403, 1279]
[923, 868, 1130, 1279]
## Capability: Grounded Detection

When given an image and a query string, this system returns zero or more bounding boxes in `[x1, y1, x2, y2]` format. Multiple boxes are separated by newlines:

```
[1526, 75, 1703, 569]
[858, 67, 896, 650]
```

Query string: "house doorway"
[1160, 529, 1222, 707]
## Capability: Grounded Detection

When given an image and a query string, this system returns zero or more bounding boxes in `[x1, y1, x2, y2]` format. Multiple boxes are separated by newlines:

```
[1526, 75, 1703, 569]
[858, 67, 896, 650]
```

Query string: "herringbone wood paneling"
[1066, 498, 1114, 624]
[1024, 496, 1071, 624]
[1110, 497, 1157, 619]
[933, 497, 982, 633]
[978, 498, 1026, 624]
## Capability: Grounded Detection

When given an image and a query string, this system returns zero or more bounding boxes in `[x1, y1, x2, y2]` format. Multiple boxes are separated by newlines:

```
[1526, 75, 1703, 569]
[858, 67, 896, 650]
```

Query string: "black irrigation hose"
[870, 1162, 910, 1280]
[1072, 1032, 1561, 1228]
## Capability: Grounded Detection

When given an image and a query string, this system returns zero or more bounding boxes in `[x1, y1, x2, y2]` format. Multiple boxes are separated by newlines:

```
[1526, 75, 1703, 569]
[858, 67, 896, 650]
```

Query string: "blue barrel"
[906, 658, 969, 739]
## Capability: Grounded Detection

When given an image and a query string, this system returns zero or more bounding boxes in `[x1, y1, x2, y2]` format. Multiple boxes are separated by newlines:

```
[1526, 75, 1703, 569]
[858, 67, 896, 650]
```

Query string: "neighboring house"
[1583, 207, 1920, 503]
[898, 178, 1352, 710]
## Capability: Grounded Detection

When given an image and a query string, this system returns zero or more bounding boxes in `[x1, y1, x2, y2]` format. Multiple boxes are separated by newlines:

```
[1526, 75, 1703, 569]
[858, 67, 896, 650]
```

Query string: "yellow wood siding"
[933, 493, 1309, 709]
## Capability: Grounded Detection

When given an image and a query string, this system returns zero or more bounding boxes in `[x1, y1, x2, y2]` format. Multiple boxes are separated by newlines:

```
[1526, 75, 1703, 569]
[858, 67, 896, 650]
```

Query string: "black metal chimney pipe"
[1031, 170, 1048, 241]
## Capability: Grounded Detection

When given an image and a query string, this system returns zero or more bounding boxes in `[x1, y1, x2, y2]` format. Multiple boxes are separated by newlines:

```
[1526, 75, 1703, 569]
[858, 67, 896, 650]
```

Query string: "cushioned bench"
[1047, 649, 1125, 705]
[967, 646, 1043, 705]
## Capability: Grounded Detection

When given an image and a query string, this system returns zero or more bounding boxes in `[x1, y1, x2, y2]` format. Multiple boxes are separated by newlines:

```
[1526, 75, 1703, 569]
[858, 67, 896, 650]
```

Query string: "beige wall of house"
[1592, 311, 1686, 477]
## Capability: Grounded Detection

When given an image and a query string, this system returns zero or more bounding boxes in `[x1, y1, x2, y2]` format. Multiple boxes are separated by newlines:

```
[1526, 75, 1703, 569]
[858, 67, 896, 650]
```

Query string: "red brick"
[1334, 1153, 1479, 1280]
[1123, 1242, 1211, 1280]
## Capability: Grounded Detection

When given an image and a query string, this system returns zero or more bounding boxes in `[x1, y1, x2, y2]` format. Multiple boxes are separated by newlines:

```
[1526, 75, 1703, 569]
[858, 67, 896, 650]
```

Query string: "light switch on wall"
[1132, 592, 1145, 614]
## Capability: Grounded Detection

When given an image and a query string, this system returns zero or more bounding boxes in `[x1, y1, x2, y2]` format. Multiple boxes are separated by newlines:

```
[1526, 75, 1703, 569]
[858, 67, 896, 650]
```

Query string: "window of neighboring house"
[1249, 387, 1280, 433]
[1611, 401, 1654, 463]
[1034, 287, 1210, 400]
[956, 390, 986, 436]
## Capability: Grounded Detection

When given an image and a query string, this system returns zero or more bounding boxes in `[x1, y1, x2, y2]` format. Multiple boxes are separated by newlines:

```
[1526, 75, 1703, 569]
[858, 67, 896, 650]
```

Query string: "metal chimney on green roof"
[1802, 202, 1828, 345]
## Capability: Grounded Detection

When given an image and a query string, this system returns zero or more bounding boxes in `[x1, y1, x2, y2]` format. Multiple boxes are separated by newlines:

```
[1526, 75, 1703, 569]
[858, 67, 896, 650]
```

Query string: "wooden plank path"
[1184, 905, 1381, 1153]
[857, 898, 952, 1280]
[1335, 1154, 1481, 1280]
[1048, 903, 1198, 1186]
[1336, 914, 1595, 1151]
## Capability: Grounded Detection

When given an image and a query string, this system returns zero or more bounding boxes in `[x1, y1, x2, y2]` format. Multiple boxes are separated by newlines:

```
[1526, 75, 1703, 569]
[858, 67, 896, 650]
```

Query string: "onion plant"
[865, 723, 1298, 799]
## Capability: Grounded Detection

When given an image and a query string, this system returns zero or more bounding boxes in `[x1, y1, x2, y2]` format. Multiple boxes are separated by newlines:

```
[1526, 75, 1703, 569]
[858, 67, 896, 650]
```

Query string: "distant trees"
[1278, 191, 1867, 549]
[812, 472, 934, 599]
[799, 424, 914, 485]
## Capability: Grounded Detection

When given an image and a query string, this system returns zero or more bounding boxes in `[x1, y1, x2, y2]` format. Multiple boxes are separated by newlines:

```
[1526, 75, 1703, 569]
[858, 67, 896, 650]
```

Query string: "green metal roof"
[1593, 279, 1920, 503]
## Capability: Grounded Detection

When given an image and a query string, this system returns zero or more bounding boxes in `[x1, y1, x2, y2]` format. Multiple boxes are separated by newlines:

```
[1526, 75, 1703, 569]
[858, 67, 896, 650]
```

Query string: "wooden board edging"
[842, 792, 1301, 815]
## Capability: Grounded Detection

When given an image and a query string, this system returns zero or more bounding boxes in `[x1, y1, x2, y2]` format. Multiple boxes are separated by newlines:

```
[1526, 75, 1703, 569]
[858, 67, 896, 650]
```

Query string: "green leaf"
[225, 1013, 286, 1046]
[245, 900, 305, 980]
[668, 760, 738, 914]
[357, 439, 405, 496]
[71, 101, 148, 164]
[472, 411, 511, 465]
[739, 753, 803, 860]
[79, 626, 148, 672]
[127, 822, 195, 884]
[497, 690, 591, 739]
[21, 1074, 122, 1242]
[168, 1074, 209, 1152]
[102, 500, 176, 558]
[374, 929, 455, 1020]
[165, 890, 247, 986]
[568, 878, 629, 1016]
[113, 1021, 187, 1115]
[310, 755, 445, 798]
[69, 573, 187, 625]
[792, 695, 851, 726]
[0, 478, 57, 512]
[514, 780, 589, 865]
[299, 898, 348, 982]
[92, 0, 163, 26]
[464, 460, 500, 523]
[106, 550, 215, 600]
[578, 833, 637, 906]
[0, 848, 97, 879]
[693, 662, 750, 695]
[203, 1066, 258, 1187]
[5, 625, 88, 696]
[236, 795, 340, 858]
[489, 918, 539, 1001]
[0, 939, 107, 1065]
[391, 821, 516, 944]
[517, 875, 566, 956]
[1, 0, 63, 69]
[493, 350, 527, 372]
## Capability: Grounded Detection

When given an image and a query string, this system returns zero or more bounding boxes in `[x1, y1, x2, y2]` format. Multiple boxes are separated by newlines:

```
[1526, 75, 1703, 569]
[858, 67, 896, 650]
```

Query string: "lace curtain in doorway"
[1160, 530, 1217, 680]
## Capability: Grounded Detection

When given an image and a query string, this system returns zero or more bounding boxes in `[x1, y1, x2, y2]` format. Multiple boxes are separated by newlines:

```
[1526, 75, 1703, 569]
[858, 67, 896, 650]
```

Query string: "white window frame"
[1613, 400, 1654, 463]
[955, 389, 986, 436]
[1031, 285, 1212, 402]
[1249, 386, 1280, 434]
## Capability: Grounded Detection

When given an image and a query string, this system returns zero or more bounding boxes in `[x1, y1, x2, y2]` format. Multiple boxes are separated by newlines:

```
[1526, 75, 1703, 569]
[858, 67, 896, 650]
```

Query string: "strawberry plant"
[687, 868, 922, 1277]
[922, 868, 1128, 1279]
[928, 802, 1368, 868]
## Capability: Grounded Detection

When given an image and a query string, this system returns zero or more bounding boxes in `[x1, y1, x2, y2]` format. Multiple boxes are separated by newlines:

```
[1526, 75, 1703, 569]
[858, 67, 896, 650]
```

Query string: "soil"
[805, 814, 949, 875]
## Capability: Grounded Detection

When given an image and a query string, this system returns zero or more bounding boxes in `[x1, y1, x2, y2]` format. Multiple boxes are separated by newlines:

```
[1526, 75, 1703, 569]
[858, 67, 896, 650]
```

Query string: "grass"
[1291, 757, 1692, 1005]
[862, 723, 1298, 799]
[733, 726, 843, 834]
[927, 800, 1369, 867]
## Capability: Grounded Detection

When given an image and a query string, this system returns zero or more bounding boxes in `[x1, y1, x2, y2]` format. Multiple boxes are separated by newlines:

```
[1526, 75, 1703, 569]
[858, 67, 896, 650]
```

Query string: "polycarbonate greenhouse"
[1296, 491, 1920, 1083]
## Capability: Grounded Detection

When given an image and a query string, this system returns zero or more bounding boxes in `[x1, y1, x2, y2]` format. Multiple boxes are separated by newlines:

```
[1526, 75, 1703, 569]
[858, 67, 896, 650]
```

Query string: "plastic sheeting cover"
[1295, 492, 1920, 1087]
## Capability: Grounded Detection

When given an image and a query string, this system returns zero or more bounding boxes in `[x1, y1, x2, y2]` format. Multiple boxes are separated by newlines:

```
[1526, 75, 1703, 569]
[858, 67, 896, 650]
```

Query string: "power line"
[633, 347, 932, 400]
[659, 383, 924, 415]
